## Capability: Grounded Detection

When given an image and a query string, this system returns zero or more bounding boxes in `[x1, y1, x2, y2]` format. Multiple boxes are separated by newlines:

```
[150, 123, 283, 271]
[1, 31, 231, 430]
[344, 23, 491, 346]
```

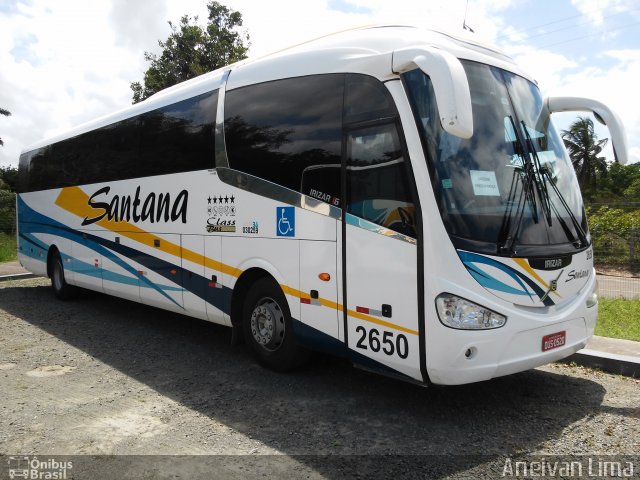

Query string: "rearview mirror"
[546, 96, 629, 165]
[393, 46, 474, 139]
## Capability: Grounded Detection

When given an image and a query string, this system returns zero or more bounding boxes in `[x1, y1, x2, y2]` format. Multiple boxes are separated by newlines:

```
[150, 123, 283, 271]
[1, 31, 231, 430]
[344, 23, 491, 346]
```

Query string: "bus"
[16, 26, 628, 386]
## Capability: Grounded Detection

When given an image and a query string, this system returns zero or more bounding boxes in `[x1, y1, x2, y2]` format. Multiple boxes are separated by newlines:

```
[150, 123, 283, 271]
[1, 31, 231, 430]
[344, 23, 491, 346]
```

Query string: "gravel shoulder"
[1, 278, 638, 478]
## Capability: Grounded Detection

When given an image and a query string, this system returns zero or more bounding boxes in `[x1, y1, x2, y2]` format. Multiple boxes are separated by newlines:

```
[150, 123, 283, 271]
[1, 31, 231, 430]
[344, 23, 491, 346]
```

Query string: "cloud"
[328, 0, 373, 15]
[545, 49, 640, 164]
[1, 0, 637, 169]
[570, 0, 637, 25]
[109, 0, 169, 51]
[9, 33, 40, 67]
[0, 0, 163, 166]
[505, 44, 578, 88]
[0, 0, 29, 16]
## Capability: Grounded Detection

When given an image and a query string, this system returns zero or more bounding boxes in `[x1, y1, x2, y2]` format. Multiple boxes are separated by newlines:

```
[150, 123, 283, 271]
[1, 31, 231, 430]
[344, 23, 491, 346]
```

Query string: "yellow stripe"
[55, 187, 242, 278]
[56, 186, 419, 336]
[514, 258, 547, 287]
[513, 258, 560, 298]
[281, 283, 419, 336]
[346, 309, 419, 336]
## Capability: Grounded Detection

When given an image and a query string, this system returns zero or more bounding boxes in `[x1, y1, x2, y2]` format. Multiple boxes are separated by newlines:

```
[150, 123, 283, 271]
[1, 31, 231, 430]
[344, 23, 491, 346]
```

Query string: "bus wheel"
[50, 251, 76, 300]
[242, 277, 309, 371]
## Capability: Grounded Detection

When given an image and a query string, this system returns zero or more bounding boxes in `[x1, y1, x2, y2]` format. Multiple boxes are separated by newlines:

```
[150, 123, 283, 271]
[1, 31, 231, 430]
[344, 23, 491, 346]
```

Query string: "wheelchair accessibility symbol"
[276, 206, 295, 237]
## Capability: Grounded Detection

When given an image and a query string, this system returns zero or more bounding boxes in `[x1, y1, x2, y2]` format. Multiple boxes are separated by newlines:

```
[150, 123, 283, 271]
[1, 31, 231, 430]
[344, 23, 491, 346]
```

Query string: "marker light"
[436, 294, 507, 330]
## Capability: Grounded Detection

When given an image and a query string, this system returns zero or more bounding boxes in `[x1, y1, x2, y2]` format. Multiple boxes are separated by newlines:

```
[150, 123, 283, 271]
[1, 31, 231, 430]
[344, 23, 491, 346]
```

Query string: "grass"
[596, 298, 640, 342]
[0, 232, 17, 263]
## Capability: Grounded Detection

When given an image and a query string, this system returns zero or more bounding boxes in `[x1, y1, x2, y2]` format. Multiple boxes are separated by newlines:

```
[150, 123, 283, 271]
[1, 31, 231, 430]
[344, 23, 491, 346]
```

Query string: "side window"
[347, 123, 416, 238]
[19, 90, 217, 192]
[137, 90, 217, 179]
[345, 74, 397, 124]
[344, 74, 416, 238]
[225, 74, 343, 205]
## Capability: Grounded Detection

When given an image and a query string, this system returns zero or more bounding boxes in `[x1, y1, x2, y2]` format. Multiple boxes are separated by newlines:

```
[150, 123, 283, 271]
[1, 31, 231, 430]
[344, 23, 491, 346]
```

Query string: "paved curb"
[562, 348, 640, 378]
[0, 273, 39, 282]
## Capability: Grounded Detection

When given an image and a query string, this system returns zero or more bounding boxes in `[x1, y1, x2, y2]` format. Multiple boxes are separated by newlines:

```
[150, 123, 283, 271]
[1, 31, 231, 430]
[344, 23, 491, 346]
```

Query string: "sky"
[1, 0, 639, 168]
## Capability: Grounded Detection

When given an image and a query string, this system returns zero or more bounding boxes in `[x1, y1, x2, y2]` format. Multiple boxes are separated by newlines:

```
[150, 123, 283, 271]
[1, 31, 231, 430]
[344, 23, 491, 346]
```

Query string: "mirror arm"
[546, 96, 629, 165]
[393, 46, 473, 139]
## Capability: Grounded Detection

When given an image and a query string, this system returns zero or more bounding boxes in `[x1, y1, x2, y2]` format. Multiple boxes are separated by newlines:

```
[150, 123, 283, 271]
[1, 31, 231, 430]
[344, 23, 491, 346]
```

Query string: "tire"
[50, 251, 77, 300]
[242, 277, 310, 371]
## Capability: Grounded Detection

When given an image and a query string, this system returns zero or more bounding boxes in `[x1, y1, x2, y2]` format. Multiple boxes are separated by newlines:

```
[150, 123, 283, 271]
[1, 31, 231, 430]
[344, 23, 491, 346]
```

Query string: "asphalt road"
[1, 278, 639, 479]
[597, 274, 640, 299]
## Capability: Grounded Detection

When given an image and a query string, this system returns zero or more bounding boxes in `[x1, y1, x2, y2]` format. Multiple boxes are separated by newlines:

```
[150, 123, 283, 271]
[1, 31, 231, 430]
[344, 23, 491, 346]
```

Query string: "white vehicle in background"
[16, 26, 628, 385]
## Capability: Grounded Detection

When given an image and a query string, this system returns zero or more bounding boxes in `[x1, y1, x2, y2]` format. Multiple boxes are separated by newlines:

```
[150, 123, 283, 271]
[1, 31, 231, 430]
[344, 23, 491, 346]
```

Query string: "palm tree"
[0, 107, 10, 147]
[561, 116, 608, 195]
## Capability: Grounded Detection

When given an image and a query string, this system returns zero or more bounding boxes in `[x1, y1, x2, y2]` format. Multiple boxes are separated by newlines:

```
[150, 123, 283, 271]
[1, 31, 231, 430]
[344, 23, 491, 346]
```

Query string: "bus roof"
[22, 25, 532, 154]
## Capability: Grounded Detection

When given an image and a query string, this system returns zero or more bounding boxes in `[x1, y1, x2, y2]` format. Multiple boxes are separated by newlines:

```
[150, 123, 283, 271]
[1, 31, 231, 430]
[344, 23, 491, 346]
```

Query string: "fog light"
[436, 294, 506, 330]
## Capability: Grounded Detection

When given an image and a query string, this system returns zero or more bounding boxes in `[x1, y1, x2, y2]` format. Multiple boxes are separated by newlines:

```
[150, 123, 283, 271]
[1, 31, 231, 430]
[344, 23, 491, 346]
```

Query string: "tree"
[130, 1, 249, 104]
[0, 166, 18, 192]
[561, 116, 608, 199]
[0, 107, 10, 147]
[0, 165, 16, 235]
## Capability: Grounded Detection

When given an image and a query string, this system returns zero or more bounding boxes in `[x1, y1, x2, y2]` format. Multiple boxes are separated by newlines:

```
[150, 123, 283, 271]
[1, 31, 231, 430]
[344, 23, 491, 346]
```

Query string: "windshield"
[403, 61, 589, 256]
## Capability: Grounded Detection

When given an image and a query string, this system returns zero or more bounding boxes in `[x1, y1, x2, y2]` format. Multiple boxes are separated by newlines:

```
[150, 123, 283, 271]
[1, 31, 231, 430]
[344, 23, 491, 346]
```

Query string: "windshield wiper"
[498, 165, 526, 253]
[520, 120, 588, 248]
[520, 121, 553, 227]
[497, 116, 538, 254]
[538, 165, 589, 248]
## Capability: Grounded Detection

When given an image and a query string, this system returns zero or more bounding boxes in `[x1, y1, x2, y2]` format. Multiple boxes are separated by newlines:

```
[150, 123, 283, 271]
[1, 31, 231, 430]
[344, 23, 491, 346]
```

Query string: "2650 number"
[355, 326, 409, 359]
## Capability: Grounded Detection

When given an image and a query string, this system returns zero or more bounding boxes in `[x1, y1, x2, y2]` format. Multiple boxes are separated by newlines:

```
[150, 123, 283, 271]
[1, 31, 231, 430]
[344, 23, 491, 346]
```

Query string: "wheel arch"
[230, 267, 283, 331]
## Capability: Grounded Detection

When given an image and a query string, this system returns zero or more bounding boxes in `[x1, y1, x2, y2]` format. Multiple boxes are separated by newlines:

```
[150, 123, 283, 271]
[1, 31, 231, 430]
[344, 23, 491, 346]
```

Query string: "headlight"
[436, 293, 507, 330]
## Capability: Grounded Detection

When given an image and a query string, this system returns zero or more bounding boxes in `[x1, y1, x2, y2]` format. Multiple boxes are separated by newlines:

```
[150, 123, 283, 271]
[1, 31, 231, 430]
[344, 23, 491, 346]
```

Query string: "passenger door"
[343, 121, 423, 381]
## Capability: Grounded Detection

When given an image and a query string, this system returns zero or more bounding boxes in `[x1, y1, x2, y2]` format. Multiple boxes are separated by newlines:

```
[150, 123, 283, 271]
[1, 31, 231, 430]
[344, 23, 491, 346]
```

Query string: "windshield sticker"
[442, 178, 453, 189]
[470, 170, 500, 197]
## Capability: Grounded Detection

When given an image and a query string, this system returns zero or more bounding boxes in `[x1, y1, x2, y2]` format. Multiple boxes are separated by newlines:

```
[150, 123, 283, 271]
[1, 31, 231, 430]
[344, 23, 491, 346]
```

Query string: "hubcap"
[250, 297, 285, 352]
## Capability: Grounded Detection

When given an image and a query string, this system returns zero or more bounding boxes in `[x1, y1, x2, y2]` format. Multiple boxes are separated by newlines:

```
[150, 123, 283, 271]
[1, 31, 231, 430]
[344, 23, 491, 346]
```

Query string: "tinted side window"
[344, 74, 397, 124]
[347, 123, 416, 238]
[19, 90, 217, 192]
[225, 74, 343, 204]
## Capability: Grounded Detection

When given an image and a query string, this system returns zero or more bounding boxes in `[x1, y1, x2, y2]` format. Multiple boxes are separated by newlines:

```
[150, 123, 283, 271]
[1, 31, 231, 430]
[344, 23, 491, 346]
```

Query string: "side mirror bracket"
[546, 96, 629, 165]
[393, 46, 473, 139]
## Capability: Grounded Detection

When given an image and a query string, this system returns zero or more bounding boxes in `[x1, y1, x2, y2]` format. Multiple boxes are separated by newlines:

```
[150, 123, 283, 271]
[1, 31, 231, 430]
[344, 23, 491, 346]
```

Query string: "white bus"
[17, 26, 628, 385]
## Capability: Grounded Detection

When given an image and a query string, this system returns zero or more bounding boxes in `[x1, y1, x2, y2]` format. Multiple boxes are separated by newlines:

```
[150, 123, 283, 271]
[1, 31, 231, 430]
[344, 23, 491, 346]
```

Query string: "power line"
[496, 6, 640, 43]
[535, 20, 640, 49]
[496, 12, 584, 40]
[518, 10, 637, 42]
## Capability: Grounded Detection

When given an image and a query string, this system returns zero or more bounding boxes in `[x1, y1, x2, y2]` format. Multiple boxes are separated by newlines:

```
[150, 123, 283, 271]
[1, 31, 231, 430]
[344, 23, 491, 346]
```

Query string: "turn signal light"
[319, 273, 331, 282]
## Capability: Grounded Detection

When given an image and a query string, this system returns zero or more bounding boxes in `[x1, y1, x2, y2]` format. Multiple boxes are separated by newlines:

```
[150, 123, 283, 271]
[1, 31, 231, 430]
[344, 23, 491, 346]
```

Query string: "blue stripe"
[458, 250, 553, 306]
[18, 196, 231, 311]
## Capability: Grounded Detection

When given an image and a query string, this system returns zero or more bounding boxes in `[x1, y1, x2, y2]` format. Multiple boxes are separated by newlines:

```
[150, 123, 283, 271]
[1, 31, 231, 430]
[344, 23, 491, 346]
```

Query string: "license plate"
[542, 331, 566, 352]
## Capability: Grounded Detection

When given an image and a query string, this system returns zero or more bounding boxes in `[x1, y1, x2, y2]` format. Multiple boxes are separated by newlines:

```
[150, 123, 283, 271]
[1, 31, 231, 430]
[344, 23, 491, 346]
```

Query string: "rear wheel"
[242, 277, 309, 371]
[50, 251, 76, 300]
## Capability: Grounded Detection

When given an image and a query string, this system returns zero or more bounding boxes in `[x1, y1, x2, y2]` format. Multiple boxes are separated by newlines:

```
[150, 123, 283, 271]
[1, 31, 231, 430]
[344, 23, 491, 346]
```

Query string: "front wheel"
[50, 252, 77, 300]
[242, 277, 309, 371]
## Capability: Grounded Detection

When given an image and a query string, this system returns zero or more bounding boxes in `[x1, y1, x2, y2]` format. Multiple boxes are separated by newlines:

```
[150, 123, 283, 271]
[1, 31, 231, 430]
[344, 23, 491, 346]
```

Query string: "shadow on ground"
[0, 282, 619, 478]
